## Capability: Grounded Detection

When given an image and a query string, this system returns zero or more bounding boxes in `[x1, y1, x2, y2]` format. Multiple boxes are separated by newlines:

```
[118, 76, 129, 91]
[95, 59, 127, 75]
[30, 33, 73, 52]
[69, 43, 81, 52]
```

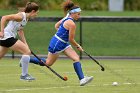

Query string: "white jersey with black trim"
[1, 12, 27, 40]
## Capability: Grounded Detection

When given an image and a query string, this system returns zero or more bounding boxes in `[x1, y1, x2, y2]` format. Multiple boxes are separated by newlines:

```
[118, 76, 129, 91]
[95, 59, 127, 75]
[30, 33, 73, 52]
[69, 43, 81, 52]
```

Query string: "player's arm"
[55, 19, 62, 30]
[0, 13, 23, 37]
[65, 20, 83, 51]
[18, 28, 29, 48]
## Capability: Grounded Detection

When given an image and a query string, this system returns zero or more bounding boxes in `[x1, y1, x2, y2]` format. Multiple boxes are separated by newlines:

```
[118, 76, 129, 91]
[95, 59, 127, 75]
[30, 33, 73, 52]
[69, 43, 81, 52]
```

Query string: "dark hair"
[62, 0, 79, 14]
[24, 2, 39, 13]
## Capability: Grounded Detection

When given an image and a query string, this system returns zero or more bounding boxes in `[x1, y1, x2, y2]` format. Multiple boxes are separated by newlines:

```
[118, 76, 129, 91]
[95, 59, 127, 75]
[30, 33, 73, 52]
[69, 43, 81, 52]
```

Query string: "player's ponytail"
[62, 0, 74, 12]
[63, 0, 80, 15]
[24, 2, 39, 13]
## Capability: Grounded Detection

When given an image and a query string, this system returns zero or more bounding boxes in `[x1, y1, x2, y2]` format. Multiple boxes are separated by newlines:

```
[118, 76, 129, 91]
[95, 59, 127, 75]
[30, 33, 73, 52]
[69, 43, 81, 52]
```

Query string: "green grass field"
[0, 58, 139, 93]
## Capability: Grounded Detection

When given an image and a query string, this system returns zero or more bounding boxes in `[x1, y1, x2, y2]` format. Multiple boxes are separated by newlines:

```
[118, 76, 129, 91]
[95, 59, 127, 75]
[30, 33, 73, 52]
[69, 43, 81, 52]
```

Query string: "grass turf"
[0, 58, 139, 93]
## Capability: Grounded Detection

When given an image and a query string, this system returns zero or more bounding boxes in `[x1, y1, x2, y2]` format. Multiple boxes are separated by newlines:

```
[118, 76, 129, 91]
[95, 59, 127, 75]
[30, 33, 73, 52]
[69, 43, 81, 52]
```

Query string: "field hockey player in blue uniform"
[30, 0, 93, 86]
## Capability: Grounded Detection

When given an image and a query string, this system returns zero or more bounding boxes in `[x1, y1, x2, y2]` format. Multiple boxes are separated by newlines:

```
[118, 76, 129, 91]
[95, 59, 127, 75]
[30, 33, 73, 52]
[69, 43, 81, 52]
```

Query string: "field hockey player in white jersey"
[0, 2, 39, 81]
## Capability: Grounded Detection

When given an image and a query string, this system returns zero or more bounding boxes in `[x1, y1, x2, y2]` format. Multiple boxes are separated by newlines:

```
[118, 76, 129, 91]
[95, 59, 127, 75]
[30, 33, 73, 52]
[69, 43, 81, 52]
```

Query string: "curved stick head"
[101, 67, 105, 71]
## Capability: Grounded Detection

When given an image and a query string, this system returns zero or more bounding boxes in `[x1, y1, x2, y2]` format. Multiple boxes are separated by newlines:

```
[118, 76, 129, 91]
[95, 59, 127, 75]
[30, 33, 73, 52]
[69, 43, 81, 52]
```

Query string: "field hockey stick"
[83, 51, 105, 71]
[31, 51, 68, 81]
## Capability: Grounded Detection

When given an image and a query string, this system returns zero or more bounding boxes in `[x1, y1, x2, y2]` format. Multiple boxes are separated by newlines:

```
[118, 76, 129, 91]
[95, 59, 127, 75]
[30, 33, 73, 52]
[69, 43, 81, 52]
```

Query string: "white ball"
[112, 82, 118, 86]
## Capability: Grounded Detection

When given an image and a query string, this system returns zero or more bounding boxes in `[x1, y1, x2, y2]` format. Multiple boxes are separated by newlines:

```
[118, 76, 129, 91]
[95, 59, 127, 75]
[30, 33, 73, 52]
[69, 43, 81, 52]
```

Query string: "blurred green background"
[0, 0, 140, 56]
[0, 0, 140, 11]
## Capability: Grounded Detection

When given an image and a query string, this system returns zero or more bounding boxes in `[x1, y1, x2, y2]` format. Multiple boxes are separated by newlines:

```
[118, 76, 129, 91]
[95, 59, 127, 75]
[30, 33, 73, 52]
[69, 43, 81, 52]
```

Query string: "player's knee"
[73, 56, 80, 62]
[23, 49, 31, 55]
[45, 60, 53, 66]
[46, 62, 53, 66]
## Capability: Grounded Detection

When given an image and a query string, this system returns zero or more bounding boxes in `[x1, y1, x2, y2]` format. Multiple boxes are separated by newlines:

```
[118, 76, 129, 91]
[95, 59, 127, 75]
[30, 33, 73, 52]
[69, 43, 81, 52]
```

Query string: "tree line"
[0, 0, 140, 11]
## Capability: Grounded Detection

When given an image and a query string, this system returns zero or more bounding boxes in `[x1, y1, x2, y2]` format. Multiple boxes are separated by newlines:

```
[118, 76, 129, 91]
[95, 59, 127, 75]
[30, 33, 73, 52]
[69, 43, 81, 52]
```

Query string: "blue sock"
[30, 57, 46, 66]
[73, 62, 84, 80]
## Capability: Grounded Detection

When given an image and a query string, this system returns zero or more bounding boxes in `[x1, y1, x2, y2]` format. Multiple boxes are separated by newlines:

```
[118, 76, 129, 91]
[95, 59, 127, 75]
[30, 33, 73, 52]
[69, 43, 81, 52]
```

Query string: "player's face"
[30, 10, 39, 18]
[73, 12, 81, 20]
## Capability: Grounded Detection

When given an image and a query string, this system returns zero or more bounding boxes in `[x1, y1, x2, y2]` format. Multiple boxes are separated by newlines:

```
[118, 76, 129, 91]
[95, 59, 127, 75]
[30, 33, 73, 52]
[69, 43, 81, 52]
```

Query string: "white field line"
[3, 83, 139, 92]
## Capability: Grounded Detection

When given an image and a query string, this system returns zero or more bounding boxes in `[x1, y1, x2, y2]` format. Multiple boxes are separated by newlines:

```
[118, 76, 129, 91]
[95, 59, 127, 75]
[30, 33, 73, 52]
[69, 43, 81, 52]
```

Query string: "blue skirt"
[48, 36, 70, 54]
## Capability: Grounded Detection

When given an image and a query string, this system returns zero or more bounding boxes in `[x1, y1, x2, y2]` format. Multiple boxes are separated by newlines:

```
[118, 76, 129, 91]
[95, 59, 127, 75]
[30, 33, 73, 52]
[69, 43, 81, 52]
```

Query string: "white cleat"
[80, 76, 93, 86]
[20, 74, 35, 81]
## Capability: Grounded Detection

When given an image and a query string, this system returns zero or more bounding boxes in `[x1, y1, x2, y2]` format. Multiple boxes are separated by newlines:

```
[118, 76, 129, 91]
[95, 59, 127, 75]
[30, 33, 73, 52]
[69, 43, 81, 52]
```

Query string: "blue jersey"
[48, 18, 74, 54]
[56, 18, 74, 42]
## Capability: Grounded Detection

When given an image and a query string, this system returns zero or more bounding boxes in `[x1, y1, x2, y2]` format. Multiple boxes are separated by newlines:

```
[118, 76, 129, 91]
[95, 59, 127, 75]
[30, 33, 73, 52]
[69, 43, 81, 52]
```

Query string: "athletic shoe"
[20, 74, 35, 81]
[80, 76, 93, 86]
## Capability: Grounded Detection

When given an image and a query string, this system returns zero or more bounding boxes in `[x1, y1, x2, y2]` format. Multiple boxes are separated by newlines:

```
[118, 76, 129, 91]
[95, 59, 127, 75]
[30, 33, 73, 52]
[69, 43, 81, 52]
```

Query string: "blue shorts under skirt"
[48, 36, 71, 54]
